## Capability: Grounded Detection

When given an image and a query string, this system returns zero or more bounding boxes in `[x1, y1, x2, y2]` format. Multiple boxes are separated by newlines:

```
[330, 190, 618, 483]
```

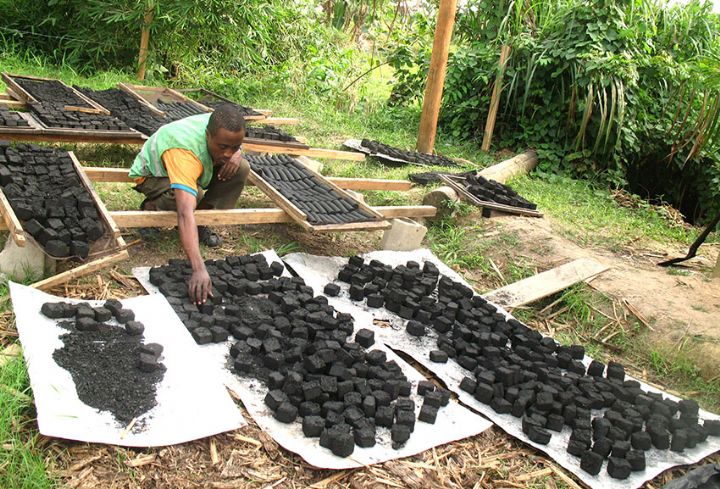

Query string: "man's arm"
[175, 190, 213, 305]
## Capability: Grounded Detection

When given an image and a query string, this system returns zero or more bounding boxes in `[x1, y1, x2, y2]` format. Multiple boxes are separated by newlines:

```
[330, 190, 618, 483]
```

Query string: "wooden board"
[120, 83, 211, 113]
[175, 87, 267, 120]
[0, 99, 26, 109]
[2, 73, 110, 115]
[68, 152, 121, 240]
[0, 187, 27, 247]
[31, 249, 129, 290]
[482, 258, 610, 308]
[117, 82, 166, 116]
[243, 143, 365, 161]
[439, 174, 543, 218]
[260, 117, 300, 126]
[105, 205, 435, 229]
[243, 137, 309, 151]
[79, 166, 413, 191]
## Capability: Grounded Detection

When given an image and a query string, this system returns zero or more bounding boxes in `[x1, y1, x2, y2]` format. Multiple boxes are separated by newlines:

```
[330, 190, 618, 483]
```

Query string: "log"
[479, 150, 537, 184]
[416, 0, 457, 153]
[422, 186, 459, 219]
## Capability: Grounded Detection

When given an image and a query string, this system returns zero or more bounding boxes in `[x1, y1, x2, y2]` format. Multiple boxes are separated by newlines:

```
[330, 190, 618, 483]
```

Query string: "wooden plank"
[439, 174, 543, 218]
[69, 152, 122, 239]
[106, 205, 435, 228]
[311, 220, 391, 233]
[0, 130, 146, 145]
[482, 258, 610, 308]
[242, 143, 365, 161]
[165, 87, 212, 112]
[255, 109, 273, 116]
[80, 166, 412, 190]
[479, 150, 537, 184]
[247, 171, 313, 231]
[0, 93, 11, 101]
[0, 99, 26, 109]
[117, 82, 167, 116]
[244, 137, 309, 150]
[416, 0, 457, 153]
[2, 73, 37, 103]
[261, 117, 300, 126]
[0, 187, 27, 247]
[31, 250, 129, 290]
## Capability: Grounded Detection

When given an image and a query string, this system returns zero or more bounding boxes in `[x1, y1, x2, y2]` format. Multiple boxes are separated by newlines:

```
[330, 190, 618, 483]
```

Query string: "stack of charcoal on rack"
[0, 142, 105, 258]
[155, 101, 206, 120]
[361, 139, 458, 167]
[149, 253, 450, 456]
[326, 256, 720, 479]
[246, 125, 299, 143]
[411, 170, 537, 210]
[13, 77, 128, 131]
[0, 108, 29, 128]
[247, 155, 376, 225]
[77, 87, 168, 136]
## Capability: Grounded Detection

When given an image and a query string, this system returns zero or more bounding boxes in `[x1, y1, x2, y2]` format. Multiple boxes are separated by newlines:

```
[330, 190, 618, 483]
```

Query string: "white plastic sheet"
[9, 282, 245, 447]
[133, 250, 492, 468]
[283, 249, 720, 488]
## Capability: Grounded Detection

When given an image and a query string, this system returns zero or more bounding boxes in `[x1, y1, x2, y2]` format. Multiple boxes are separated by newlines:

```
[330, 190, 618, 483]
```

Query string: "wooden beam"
[79, 166, 411, 190]
[478, 150, 537, 184]
[0, 100, 26, 109]
[117, 82, 166, 116]
[107, 205, 435, 228]
[68, 152, 122, 239]
[242, 143, 365, 161]
[260, 117, 300, 125]
[481, 44, 511, 152]
[31, 250, 129, 290]
[0, 187, 27, 247]
[137, 5, 154, 81]
[416, 0, 457, 153]
[482, 258, 609, 308]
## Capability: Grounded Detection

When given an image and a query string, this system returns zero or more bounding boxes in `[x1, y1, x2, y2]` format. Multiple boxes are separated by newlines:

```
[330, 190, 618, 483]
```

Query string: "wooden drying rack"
[2, 73, 110, 115]
[0, 151, 128, 290]
[439, 174, 543, 218]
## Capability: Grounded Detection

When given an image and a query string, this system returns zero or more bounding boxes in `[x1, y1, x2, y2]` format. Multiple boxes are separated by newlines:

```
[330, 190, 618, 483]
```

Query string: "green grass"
[510, 174, 716, 249]
[0, 356, 54, 489]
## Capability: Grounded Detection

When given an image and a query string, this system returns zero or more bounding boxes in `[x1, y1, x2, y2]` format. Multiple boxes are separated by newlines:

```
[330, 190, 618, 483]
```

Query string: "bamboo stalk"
[137, 4, 154, 80]
[482, 44, 512, 152]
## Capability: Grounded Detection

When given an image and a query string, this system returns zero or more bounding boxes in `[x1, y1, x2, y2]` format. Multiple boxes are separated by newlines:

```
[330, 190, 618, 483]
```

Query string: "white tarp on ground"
[133, 250, 492, 469]
[9, 282, 245, 447]
[283, 249, 720, 489]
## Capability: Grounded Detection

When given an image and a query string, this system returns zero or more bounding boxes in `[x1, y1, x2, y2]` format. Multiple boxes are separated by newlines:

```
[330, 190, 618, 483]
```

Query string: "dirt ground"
[492, 215, 720, 374]
[31, 216, 717, 489]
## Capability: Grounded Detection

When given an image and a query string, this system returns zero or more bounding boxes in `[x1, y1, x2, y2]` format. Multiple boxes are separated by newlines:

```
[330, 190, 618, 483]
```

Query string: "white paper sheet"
[9, 282, 246, 447]
[133, 250, 492, 468]
[283, 250, 720, 488]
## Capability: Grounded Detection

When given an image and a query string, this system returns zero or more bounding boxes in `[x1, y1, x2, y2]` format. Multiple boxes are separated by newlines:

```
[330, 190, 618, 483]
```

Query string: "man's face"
[206, 127, 244, 166]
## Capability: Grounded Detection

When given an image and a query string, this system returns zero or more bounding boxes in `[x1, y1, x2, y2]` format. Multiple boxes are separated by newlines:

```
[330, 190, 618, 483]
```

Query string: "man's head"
[206, 103, 246, 166]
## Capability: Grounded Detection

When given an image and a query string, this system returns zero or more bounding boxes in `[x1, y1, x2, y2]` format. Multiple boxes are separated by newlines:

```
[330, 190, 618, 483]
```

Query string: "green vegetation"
[388, 0, 720, 224]
[0, 356, 52, 489]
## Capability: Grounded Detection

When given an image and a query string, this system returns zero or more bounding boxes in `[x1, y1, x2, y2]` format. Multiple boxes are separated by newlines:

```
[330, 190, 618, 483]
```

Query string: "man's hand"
[217, 152, 246, 181]
[188, 267, 213, 305]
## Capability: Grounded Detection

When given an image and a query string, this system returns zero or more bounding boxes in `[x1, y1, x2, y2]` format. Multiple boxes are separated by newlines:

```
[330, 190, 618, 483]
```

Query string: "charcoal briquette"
[302, 415, 325, 437]
[391, 423, 411, 445]
[115, 308, 135, 323]
[419, 403, 438, 424]
[274, 402, 298, 423]
[580, 450, 604, 476]
[375, 405, 394, 427]
[611, 440, 630, 458]
[587, 360, 605, 377]
[330, 431, 355, 457]
[671, 429, 688, 452]
[192, 327, 213, 344]
[607, 457, 631, 480]
[528, 425, 551, 445]
[429, 350, 448, 363]
[140, 343, 163, 358]
[76, 317, 98, 331]
[626, 450, 646, 471]
[210, 326, 229, 342]
[355, 328, 375, 347]
[417, 380, 435, 396]
[395, 409, 416, 431]
[324, 283, 340, 296]
[406, 320, 426, 336]
[546, 414, 564, 432]
[567, 439, 588, 457]
[460, 377, 477, 393]
[354, 426, 376, 448]
[137, 352, 160, 372]
[592, 438, 612, 458]
[366, 294, 384, 308]
[705, 419, 720, 436]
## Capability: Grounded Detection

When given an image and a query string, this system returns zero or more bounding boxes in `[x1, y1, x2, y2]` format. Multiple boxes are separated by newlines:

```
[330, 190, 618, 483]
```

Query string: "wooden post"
[137, 4, 154, 81]
[416, 0, 457, 154]
[481, 44, 512, 152]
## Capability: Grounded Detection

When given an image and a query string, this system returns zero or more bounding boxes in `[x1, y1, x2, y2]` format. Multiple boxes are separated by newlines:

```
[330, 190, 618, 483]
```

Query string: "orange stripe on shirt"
[162, 148, 204, 196]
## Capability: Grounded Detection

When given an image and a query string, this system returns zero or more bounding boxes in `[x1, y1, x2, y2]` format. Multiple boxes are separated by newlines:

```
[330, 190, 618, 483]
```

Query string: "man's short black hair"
[207, 103, 246, 136]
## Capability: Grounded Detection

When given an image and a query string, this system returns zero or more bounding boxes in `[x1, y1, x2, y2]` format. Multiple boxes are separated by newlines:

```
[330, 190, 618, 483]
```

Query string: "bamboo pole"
[416, 0, 457, 154]
[481, 44, 511, 152]
[136, 4, 154, 81]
